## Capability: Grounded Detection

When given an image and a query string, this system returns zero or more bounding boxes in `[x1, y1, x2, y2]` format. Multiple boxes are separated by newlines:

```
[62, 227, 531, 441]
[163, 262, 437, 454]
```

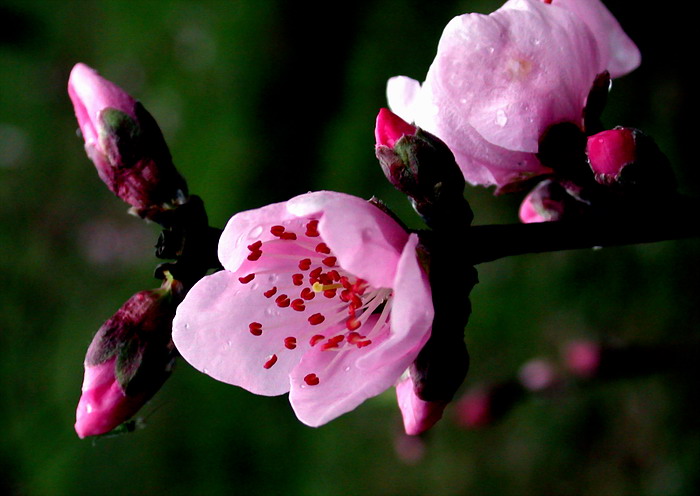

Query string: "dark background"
[1, 1, 699, 494]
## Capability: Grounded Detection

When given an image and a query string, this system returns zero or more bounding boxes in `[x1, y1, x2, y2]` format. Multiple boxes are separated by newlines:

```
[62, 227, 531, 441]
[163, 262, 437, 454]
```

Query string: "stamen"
[305, 220, 319, 237]
[309, 334, 325, 346]
[308, 313, 326, 325]
[304, 373, 320, 386]
[249, 322, 263, 336]
[300, 288, 315, 300]
[238, 273, 255, 284]
[279, 232, 297, 240]
[322, 256, 337, 267]
[270, 225, 286, 236]
[292, 273, 304, 286]
[284, 337, 297, 350]
[298, 258, 312, 271]
[263, 286, 277, 298]
[275, 294, 291, 308]
[247, 250, 262, 261]
[263, 354, 278, 369]
[291, 299, 306, 311]
[315, 243, 331, 254]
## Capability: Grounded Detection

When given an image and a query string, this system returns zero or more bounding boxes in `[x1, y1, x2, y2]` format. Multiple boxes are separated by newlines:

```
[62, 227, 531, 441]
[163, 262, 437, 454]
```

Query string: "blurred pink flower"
[387, 0, 640, 189]
[173, 191, 434, 428]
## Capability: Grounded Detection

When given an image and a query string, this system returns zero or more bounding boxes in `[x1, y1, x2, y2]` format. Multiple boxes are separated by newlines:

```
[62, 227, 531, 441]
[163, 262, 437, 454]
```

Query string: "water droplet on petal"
[249, 225, 264, 238]
[496, 109, 508, 127]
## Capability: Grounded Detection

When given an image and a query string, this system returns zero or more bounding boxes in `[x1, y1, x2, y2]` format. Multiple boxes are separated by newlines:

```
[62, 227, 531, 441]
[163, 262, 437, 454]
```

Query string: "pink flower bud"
[395, 376, 447, 436]
[586, 128, 636, 183]
[519, 179, 583, 223]
[75, 288, 178, 438]
[75, 358, 151, 438]
[375, 107, 417, 148]
[68, 63, 187, 217]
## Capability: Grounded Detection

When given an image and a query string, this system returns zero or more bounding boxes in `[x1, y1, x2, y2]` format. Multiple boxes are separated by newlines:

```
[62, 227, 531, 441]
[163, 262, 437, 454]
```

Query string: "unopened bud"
[374, 108, 471, 227]
[586, 127, 676, 192]
[587, 127, 636, 183]
[519, 179, 586, 223]
[395, 375, 447, 436]
[68, 63, 188, 218]
[75, 286, 179, 438]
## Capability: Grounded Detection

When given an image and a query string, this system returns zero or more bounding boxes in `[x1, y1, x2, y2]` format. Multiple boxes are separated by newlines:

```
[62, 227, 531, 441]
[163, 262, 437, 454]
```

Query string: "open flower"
[172, 191, 433, 427]
[387, 0, 640, 189]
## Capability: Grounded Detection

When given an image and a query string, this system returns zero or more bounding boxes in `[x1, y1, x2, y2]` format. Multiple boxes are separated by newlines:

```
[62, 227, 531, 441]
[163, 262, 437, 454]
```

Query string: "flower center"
[238, 219, 394, 385]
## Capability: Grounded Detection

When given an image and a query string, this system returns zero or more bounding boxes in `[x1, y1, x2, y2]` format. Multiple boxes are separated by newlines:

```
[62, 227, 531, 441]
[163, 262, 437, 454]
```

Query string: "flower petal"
[288, 315, 416, 427]
[431, 1, 599, 154]
[356, 234, 432, 369]
[386, 76, 422, 124]
[287, 191, 408, 289]
[173, 270, 318, 396]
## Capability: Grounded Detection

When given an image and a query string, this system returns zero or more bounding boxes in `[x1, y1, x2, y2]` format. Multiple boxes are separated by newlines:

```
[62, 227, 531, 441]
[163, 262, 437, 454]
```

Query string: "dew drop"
[496, 109, 508, 127]
[344, 366, 351, 372]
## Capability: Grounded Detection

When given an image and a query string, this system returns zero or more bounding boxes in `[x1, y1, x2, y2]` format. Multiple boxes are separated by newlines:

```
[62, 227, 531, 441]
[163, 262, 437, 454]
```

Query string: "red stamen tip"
[304, 373, 320, 386]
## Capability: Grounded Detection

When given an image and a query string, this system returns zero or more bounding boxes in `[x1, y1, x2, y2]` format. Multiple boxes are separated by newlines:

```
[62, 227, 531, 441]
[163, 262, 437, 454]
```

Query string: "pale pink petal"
[396, 375, 447, 435]
[430, 2, 599, 154]
[357, 234, 432, 369]
[289, 315, 417, 427]
[549, 0, 640, 78]
[173, 270, 318, 396]
[287, 191, 408, 289]
[386, 76, 423, 124]
[217, 200, 298, 272]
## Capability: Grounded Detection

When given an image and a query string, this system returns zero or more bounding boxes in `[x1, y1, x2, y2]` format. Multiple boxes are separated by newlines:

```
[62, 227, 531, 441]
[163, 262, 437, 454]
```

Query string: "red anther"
[340, 276, 352, 289]
[328, 270, 340, 281]
[308, 313, 325, 325]
[309, 334, 325, 346]
[321, 335, 345, 351]
[249, 322, 263, 336]
[339, 290, 351, 302]
[346, 317, 361, 331]
[323, 289, 337, 299]
[291, 299, 306, 311]
[347, 332, 363, 344]
[292, 273, 304, 286]
[270, 225, 286, 236]
[300, 287, 316, 300]
[350, 294, 363, 309]
[263, 354, 278, 369]
[318, 273, 333, 285]
[304, 373, 320, 386]
[263, 286, 278, 298]
[315, 242, 331, 254]
[284, 337, 297, 350]
[298, 258, 312, 271]
[322, 256, 337, 267]
[275, 294, 290, 308]
[356, 340, 372, 348]
[247, 250, 262, 261]
[280, 232, 297, 240]
[238, 273, 255, 284]
[305, 220, 320, 237]
[247, 240, 262, 251]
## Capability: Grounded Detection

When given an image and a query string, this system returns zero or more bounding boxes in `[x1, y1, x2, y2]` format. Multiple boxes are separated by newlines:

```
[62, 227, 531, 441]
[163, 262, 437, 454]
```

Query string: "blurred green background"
[1, 0, 699, 494]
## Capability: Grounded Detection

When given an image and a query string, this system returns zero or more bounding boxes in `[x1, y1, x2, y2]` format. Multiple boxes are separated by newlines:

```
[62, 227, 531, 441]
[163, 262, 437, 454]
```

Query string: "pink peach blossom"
[387, 0, 640, 189]
[173, 191, 434, 428]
